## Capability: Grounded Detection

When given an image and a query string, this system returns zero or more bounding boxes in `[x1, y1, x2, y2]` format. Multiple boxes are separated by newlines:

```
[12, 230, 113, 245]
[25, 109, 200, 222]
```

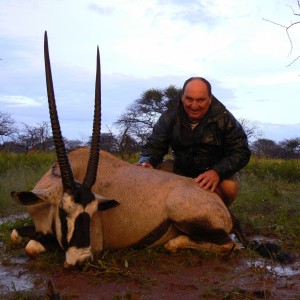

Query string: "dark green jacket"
[139, 96, 251, 180]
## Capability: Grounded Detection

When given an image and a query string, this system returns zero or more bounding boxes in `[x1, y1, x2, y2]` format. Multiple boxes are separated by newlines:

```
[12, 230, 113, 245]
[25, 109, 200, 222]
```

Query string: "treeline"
[251, 138, 300, 159]
[1, 86, 299, 159]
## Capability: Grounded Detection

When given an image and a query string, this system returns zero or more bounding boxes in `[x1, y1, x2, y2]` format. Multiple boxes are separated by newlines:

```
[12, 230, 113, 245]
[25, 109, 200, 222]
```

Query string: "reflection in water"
[248, 259, 300, 277]
[0, 213, 35, 294]
[0, 261, 35, 293]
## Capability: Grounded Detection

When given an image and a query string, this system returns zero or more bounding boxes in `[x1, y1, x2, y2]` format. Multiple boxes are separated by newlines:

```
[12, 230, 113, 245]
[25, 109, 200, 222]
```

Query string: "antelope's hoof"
[164, 240, 178, 253]
[10, 229, 22, 244]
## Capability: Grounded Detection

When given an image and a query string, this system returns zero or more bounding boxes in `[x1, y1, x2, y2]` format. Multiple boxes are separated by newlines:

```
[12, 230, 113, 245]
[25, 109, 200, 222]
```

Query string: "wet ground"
[1, 252, 300, 299]
[0, 216, 300, 299]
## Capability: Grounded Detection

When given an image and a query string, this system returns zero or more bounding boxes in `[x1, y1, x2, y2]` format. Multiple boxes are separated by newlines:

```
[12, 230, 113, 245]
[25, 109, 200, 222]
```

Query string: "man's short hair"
[182, 77, 212, 97]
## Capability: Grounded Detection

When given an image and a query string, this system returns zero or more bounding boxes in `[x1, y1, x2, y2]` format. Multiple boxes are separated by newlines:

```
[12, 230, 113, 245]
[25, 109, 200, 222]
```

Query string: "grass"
[233, 157, 300, 250]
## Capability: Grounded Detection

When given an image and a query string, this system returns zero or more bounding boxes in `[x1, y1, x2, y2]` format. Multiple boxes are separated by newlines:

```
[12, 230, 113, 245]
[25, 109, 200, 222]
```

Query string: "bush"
[243, 157, 300, 182]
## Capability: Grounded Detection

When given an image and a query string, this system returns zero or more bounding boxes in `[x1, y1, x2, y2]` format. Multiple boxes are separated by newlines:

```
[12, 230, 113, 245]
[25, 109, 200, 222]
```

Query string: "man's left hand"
[194, 169, 220, 192]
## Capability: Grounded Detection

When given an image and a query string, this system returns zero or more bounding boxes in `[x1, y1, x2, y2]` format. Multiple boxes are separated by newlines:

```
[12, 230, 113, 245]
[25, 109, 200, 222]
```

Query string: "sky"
[0, 0, 300, 143]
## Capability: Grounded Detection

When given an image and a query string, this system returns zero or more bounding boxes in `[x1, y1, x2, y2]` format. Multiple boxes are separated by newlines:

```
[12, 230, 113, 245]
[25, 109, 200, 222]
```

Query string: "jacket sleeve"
[211, 112, 251, 179]
[138, 111, 174, 167]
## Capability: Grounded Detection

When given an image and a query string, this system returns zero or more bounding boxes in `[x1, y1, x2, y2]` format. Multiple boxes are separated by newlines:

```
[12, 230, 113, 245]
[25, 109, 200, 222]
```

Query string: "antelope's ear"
[11, 191, 45, 206]
[95, 195, 120, 211]
[11, 188, 58, 206]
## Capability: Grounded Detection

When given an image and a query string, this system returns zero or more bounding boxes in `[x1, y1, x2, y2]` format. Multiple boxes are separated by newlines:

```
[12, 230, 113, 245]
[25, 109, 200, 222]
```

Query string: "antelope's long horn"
[82, 47, 101, 190]
[44, 31, 76, 191]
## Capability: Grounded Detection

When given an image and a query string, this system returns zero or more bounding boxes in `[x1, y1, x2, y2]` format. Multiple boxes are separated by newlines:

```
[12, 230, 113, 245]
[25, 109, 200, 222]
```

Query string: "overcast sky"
[0, 0, 299, 142]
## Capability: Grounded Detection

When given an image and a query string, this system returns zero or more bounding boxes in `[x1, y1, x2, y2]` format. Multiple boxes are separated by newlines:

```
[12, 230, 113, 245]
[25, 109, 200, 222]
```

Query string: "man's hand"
[194, 169, 220, 192]
[135, 162, 154, 169]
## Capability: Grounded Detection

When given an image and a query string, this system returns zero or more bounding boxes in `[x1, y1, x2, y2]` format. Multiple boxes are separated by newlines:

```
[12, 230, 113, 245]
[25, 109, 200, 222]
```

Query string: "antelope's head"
[12, 32, 119, 267]
[44, 32, 120, 267]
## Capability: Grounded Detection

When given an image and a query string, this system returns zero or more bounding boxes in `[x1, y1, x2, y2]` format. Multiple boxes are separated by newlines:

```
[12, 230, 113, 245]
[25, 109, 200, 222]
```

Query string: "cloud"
[154, 0, 218, 27]
[88, 3, 114, 15]
[0, 95, 42, 107]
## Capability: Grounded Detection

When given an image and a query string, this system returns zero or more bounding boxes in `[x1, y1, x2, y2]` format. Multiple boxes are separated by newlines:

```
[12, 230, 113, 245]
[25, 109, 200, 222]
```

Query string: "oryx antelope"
[10, 32, 291, 267]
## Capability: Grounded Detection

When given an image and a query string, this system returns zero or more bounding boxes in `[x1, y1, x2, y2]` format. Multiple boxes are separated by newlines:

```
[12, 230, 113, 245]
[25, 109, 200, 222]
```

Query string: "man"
[137, 77, 251, 206]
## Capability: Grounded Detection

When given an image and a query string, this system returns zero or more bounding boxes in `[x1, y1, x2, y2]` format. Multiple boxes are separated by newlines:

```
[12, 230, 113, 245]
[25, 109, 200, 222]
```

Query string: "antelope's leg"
[164, 235, 241, 254]
[10, 225, 36, 244]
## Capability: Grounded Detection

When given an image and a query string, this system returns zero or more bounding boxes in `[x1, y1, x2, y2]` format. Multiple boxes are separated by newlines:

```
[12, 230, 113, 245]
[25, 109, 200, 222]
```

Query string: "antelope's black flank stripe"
[69, 212, 91, 248]
[133, 220, 171, 250]
[174, 218, 231, 245]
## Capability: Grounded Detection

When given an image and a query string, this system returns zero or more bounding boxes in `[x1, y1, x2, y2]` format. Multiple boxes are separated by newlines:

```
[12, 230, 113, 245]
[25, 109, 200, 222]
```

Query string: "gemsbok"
[10, 32, 291, 268]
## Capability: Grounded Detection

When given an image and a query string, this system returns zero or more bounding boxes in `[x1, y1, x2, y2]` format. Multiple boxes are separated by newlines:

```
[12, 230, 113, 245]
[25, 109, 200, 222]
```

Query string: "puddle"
[248, 259, 300, 277]
[0, 252, 35, 294]
[231, 234, 300, 277]
[0, 212, 28, 226]
[0, 262, 35, 293]
[273, 264, 300, 276]
[0, 213, 35, 294]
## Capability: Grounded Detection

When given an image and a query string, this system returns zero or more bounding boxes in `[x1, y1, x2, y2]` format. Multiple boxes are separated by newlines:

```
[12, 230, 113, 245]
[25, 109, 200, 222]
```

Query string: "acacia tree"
[0, 111, 17, 143]
[115, 85, 181, 146]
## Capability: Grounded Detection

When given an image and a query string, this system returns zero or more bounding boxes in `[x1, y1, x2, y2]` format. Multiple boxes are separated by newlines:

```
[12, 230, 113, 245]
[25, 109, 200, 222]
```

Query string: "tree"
[238, 118, 263, 142]
[100, 133, 119, 153]
[17, 122, 52, 153]
[0, 111, 17, 143]
[64, 138, 85, 151]
[115, 85, 181, 145]
[0, 141, 25, 153]
[118, 129, 140, 159]
[251, 138, 282, 158]
[87, 132, 119, 153]
[280, 137, 300, 159]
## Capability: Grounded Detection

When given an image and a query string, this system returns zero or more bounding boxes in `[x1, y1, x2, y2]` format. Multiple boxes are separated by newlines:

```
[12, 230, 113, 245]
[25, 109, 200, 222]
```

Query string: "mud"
[0, 215, 299, 299]
[1, 248, 299, 299]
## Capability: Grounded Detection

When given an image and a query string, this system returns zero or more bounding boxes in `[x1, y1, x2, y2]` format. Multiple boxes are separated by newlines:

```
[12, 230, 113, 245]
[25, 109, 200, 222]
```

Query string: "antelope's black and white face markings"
[43, 31, 118, 267]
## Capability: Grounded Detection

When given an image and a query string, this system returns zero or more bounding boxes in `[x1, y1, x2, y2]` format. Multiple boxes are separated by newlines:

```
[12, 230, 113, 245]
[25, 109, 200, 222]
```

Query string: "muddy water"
[0, 212, 28, 225]
[0, 257, 35, 293]
[0, 213, 36, 294]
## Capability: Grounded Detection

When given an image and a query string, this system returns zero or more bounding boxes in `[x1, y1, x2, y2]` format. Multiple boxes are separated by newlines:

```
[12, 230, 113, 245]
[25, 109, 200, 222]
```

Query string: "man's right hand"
[135, 162, 154, 169]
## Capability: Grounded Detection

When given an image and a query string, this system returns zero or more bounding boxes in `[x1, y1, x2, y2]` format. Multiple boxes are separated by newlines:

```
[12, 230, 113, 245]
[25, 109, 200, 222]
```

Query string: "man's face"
[181, 80, 212, 122]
